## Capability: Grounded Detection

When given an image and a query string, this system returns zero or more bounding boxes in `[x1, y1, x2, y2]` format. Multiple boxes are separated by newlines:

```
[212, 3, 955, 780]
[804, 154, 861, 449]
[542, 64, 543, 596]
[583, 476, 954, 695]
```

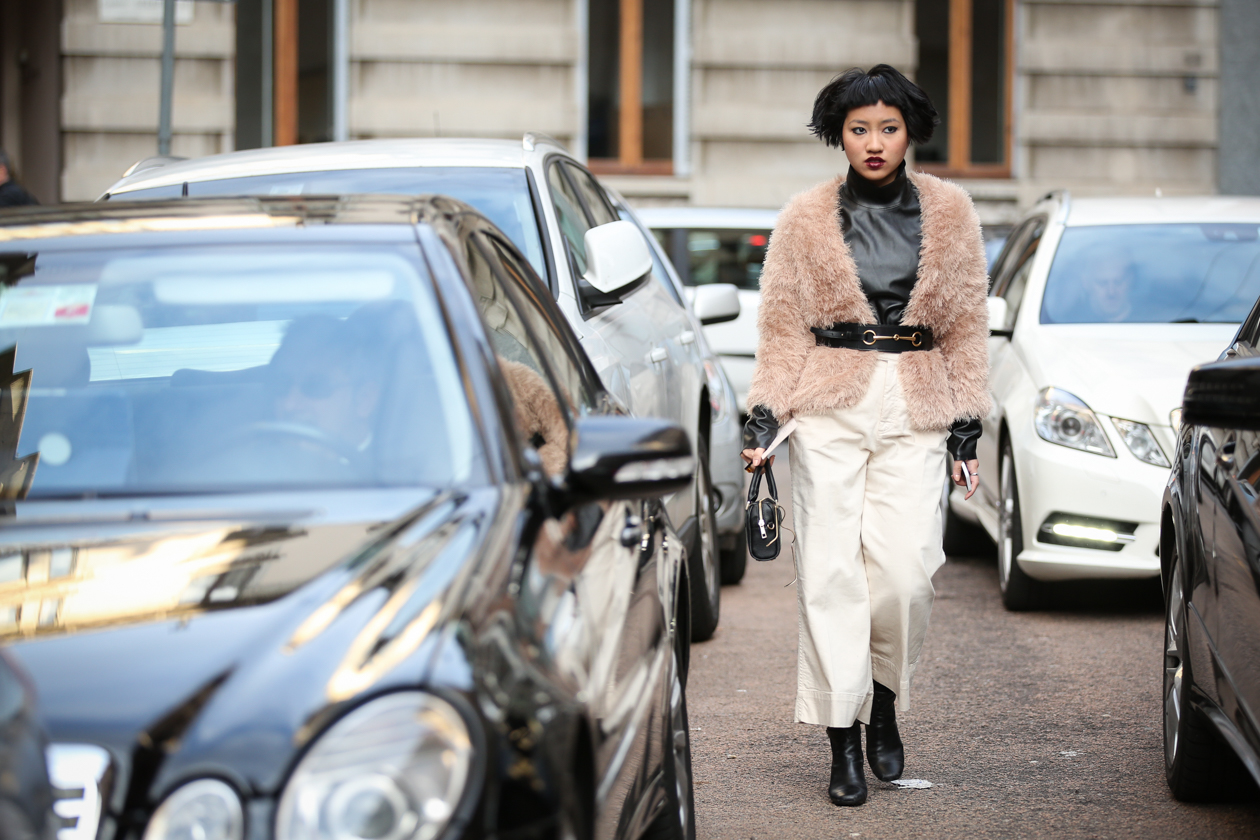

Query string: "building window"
[915, 0, 1013, 177]
[587, 0, 675, 175]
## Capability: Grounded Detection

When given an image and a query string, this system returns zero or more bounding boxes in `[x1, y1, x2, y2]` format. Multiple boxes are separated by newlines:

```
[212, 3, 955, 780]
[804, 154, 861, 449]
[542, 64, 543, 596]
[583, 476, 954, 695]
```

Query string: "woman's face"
[842, 101, 910, 186]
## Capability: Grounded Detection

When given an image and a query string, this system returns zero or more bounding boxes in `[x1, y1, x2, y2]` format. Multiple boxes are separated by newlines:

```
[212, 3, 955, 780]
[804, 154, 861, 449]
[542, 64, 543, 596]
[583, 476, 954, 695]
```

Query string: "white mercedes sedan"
[949, 192, 1260, 609]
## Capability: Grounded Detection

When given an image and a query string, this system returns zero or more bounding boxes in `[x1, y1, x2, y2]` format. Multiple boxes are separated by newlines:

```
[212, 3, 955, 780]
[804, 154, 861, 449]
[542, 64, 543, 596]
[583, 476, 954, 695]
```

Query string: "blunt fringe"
[808, 64, 939, 148]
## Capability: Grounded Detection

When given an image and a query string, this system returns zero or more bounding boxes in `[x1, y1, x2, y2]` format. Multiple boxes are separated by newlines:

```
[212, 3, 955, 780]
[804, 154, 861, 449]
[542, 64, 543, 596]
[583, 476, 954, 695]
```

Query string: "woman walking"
[742, 64, 988, 807]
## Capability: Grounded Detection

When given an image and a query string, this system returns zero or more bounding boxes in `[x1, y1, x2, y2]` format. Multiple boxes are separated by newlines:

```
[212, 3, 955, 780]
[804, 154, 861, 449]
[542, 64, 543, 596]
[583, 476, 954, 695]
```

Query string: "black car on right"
[1161, 294, 1260, 801]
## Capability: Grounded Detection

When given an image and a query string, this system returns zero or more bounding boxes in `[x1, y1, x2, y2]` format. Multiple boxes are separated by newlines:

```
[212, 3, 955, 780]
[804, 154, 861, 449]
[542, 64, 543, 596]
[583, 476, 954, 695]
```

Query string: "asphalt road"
[687, 459, 1260, 839]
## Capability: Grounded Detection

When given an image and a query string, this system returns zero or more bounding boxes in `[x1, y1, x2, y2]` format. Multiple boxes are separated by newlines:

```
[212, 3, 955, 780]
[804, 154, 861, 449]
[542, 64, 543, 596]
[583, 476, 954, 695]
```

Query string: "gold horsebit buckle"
[862, 329, 923, 347]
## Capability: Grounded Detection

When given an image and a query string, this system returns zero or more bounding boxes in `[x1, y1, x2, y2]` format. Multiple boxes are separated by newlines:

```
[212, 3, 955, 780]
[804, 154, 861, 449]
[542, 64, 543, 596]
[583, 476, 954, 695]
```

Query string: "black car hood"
[1, 485, 506, 801]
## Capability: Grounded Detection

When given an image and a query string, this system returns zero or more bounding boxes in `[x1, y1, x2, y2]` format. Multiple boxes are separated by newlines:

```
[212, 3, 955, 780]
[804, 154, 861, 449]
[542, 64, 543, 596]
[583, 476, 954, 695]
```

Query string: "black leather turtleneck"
[838, 161, 921, 327]
[744, 161, 982, 462]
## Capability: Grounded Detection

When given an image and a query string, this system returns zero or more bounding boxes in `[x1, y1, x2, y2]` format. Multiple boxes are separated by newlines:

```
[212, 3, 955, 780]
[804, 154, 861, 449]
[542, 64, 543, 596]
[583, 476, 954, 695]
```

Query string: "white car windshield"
[1041, 223, 1260, 324]
[113, 167, 547, 279]
[0, 243, 477, 499]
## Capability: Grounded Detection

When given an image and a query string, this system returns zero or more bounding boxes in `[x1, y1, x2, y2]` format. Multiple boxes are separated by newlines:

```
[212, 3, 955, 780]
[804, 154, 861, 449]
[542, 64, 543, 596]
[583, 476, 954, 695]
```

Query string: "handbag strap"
[746, 463, 779, 505]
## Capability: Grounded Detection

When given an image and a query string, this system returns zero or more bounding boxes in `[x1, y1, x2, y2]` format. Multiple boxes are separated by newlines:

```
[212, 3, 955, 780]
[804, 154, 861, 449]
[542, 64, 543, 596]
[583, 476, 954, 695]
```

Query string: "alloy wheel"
[1164, 558, 1185, 766]
[698, 456, 719, 617]
[667, 658, 694, 840]
[998, 455, 1016, 591]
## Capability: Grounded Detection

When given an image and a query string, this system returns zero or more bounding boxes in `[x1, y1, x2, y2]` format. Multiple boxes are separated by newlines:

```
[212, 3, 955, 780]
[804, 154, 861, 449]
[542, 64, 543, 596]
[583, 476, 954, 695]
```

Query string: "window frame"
[914, 0, 1016, 180]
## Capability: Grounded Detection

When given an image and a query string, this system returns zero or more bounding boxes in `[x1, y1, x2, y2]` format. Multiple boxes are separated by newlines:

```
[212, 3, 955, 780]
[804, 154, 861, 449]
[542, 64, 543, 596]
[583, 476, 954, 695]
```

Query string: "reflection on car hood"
[1022, 323, 1238, 424]
[2, 485, 502, 796]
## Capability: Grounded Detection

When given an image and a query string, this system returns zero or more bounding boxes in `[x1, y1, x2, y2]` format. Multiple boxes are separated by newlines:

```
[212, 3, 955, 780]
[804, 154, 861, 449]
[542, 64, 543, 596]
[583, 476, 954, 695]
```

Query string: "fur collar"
[774, 169, 985, 333]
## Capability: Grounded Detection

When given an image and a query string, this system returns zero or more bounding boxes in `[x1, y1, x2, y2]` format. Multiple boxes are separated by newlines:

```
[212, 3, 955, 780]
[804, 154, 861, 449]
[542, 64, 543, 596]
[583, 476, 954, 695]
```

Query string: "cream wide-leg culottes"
[788, 353, 949, 728]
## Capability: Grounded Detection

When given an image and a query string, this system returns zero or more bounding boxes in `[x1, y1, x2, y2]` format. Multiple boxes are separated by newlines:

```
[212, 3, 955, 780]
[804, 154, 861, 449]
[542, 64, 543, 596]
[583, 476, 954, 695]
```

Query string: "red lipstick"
[865, 156, 886, 169]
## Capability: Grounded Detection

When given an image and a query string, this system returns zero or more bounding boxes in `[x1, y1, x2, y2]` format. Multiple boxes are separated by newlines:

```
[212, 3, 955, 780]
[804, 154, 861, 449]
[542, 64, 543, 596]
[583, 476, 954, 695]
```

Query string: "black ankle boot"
[826, 724, 867, 806]
[866, 681, 904, 781]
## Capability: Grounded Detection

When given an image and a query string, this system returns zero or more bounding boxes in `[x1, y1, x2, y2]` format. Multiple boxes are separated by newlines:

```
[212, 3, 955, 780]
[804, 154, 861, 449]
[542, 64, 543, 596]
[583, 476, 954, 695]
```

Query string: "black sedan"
[0, 196, 696, 840]
[1161, 295, 1260, 800]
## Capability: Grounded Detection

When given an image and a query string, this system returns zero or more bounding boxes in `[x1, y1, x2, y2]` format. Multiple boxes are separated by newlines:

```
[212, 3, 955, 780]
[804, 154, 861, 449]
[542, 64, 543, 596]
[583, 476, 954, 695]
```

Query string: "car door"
[982, 216, 1048, 505]
[544, 160, 680, 425]
[463, 228, 675, 828]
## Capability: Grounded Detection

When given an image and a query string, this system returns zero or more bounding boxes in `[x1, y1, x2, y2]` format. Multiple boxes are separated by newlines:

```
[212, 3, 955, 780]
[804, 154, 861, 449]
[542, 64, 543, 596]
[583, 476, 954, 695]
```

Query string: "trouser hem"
[796, 689, 874, 728]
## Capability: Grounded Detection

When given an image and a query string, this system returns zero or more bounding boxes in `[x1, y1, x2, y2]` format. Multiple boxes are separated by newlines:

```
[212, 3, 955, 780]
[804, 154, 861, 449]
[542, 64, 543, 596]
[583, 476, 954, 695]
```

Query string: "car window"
[0, 242, 478, 498]
[1238, 302, 1260, 350]
[115, 167, 548, 280]
[460, 232, 588, 475]
[989, 217, 1040, 295]
[654, 228, 770, 291]
[1041, 224, 1260, 324]
[564, 163, 618, 227]
[547, 163, 593, 277]
[996, 219, 1046, 326]
[483, 233, 594, 415]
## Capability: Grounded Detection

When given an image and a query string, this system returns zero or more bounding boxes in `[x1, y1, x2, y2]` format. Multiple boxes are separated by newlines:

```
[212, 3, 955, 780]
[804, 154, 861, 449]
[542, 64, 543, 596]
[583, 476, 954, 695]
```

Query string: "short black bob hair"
[808, 64, 938, 149]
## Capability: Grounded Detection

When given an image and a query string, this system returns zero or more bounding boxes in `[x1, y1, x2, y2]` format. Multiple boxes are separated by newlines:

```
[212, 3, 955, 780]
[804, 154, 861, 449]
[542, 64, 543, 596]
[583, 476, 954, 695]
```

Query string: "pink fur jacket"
[746, 170, 991, 430]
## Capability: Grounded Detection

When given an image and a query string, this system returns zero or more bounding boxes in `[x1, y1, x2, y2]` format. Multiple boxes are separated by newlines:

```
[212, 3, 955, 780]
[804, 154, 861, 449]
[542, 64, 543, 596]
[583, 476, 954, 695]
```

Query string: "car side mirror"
[693, 283, 741, 325]
[583, 220, 652, 295]
[564, 416, 693, 505]
[988, 296, 1012, 338]
[1181, 357, 1260, 431]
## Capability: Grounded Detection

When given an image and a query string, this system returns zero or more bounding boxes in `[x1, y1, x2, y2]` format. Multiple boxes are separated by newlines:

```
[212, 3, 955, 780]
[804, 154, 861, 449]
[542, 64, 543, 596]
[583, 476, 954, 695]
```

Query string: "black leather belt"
[811, 322, 934, 352]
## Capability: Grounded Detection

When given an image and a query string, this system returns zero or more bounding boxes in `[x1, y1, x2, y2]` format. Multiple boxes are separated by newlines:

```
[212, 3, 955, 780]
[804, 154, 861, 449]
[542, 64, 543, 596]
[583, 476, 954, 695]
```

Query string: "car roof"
[0, 194, 470, 242]
[634, 206, 779, 229]
[1065, 196, 1260, 227]
[107, 136, 573, 196]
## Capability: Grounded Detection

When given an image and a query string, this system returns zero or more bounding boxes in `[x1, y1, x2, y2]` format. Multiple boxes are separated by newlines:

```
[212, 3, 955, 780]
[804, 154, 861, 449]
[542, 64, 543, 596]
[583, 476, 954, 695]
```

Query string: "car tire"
[688, 438, 720, 642]
[719, 527, 748, 585]
[643, 628, 696, 840]
[941, 472, 989, 557]
[1163, 550, 1251, 801]
[998, 439, 1039, 611]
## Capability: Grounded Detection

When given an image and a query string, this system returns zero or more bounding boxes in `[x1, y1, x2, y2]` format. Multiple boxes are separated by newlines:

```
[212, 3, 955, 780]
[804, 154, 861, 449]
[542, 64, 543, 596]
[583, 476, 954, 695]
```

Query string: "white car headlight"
[1034, 388, 1116, 457]
[144, 779, 243, 840]
[1110, 417, 1170, 467]
[276, 692, 474, 840]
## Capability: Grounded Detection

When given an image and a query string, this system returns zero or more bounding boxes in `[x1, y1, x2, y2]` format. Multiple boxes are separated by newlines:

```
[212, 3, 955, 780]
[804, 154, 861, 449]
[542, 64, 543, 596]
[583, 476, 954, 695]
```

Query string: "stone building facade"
[1, 0, 1256, 221]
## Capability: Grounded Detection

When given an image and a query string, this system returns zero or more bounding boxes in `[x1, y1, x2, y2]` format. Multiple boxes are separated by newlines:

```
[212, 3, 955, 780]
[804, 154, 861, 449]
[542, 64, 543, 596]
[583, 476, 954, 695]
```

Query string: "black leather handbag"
[745, 463, 785, 561]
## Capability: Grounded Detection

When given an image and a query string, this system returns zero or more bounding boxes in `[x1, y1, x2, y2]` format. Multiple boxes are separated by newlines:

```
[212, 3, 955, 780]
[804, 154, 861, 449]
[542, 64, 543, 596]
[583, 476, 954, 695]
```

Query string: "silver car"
[103, 134, 747, 634]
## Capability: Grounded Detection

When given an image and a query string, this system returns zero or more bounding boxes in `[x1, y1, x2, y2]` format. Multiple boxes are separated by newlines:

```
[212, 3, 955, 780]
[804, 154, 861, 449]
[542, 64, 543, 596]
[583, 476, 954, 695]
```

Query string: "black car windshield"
[114, 167, 547, 278]
[0, 242, 478, 498]
[1041, 223, 1260, 324]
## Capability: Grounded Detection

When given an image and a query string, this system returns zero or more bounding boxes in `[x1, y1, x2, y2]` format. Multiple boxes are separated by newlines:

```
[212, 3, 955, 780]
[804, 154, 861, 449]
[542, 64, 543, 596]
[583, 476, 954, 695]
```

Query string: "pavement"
[688, 458, 1260, 839]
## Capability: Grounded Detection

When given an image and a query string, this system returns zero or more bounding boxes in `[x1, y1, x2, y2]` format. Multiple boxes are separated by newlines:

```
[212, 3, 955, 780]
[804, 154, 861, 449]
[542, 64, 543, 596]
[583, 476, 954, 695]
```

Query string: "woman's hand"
[951, 458, 980, 500]
[741, 448, 775, 471]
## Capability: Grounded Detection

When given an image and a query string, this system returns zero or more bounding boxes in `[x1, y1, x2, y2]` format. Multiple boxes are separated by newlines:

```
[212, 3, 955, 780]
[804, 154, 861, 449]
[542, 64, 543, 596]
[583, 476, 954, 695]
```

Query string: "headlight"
[276, 692, 473, 840]
[144, 779, 243, 840]
[1034, 388, 1115, 457]
[1169, 407, 1183, 432]
[1111, 417, 1170, 467]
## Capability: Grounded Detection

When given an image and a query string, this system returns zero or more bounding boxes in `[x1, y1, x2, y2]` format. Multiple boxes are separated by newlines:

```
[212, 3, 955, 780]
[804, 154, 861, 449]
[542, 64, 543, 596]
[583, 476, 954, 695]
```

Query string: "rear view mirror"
[693, 284, 741, 325]
[1182, 357, 1260, 431]
[988, 296, 1011, 337]
[565, 416, 693, 503]
[583, 221, 652, 294]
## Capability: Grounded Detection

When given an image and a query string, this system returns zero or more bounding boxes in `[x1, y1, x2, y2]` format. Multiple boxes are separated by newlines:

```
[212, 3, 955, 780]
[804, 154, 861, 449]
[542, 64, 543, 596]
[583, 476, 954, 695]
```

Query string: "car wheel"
[688, 437, 720, 642]
[1163, 550, 1250, 801]
[719, 527, 748, 585]
[998, 439, 1038, 611]
[941, 472, 989, 557]
[643, 630, 696, 840]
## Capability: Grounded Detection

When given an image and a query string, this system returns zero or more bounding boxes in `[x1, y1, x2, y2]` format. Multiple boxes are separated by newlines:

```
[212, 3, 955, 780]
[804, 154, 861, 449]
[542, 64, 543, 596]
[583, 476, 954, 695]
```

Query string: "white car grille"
[46, 744, 112, 840]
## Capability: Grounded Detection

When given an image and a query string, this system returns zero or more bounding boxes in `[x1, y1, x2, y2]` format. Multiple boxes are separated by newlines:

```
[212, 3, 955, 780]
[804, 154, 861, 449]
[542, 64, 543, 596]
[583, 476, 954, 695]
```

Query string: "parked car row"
[103, 135, 751, 616]
[0, 194, 701, 840]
